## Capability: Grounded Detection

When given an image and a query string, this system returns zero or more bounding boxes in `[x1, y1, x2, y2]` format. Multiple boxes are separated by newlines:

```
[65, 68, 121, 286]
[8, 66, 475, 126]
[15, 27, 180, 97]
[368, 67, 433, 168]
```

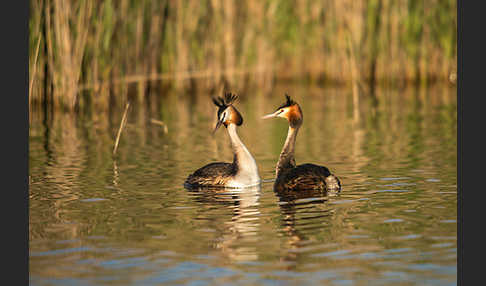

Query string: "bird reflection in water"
[275, 187, 335, 270]
[186, 185, 261, 262]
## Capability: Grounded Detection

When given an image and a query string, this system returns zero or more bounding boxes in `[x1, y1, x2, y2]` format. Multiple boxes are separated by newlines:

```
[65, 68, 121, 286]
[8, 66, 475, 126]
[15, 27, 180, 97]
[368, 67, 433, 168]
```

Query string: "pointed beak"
[212, 120, 223, 134]
[262, 112, 278, 119]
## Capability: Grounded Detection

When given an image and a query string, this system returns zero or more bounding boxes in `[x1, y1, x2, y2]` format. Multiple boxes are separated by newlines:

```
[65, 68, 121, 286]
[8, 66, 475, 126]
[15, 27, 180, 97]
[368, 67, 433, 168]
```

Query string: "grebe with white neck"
[185, 93, 261, 189]
[262, 94, 341, 193]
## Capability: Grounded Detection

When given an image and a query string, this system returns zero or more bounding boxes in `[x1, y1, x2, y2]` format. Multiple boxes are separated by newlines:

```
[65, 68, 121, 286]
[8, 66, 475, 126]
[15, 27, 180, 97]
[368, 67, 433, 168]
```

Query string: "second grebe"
[185, 92, 261, 189]
[262, 94, 341, 192]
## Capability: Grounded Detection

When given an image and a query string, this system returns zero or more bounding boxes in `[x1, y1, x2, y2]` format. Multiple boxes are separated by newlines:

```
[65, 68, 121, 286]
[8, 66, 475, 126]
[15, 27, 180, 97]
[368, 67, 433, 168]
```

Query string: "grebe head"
[262, 94, 303, 128]
[212, 92, 243, 133]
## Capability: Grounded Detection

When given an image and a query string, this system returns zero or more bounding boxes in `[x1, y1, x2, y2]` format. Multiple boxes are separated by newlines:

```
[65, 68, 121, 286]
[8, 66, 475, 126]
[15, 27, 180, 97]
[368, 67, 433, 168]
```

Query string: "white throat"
[226, 124, 261, 187]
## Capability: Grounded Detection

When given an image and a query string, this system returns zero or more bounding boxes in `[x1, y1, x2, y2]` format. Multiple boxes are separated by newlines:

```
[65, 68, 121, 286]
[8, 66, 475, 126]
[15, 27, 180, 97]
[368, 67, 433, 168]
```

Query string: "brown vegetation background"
[29, 0, 457, 111]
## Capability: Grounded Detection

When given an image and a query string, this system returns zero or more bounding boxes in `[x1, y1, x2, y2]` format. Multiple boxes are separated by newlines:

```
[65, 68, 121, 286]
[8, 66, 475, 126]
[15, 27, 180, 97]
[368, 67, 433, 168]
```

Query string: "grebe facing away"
[262, 94, 341, 193]
[185, 93, 261, 189]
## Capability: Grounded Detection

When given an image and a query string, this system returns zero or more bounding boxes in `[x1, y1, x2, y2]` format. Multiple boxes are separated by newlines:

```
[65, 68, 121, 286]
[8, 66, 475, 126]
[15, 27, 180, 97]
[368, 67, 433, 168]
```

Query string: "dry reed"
[150, 119, 169, 134]
[29, 0, 457, 111]
[113, 102, 130, 156]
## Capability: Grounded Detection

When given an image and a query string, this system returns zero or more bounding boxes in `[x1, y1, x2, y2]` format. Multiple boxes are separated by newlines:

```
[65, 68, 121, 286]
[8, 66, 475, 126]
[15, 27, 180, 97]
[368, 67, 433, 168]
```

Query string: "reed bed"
[29, 0, 456, 111]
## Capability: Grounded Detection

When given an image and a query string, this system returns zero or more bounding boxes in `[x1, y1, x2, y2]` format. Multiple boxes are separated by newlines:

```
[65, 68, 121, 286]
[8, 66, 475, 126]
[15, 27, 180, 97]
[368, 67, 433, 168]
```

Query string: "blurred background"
[29, 0, 456, 112]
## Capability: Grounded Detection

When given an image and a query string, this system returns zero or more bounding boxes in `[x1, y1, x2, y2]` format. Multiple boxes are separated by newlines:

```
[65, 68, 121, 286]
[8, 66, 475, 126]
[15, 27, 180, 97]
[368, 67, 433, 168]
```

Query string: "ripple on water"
[375, 189, 410, 193]
[395, 234, 422, 240]
[329, 199, 356, 205]
[80, 198, 107, 202]
[383, 219, 404, 223]
[383, 248, 413, 254]
[29, 86, 458, 286]
[440, 220, 457, 224]
[431, 243, 455, 248]
[379, 177, 411, 181]
[30, 247, 93, 257]
[311, 249, 351, 258]
[382, 182, 416, 187]
[346, 235, 370, 239]
[99, 257, 148, 270]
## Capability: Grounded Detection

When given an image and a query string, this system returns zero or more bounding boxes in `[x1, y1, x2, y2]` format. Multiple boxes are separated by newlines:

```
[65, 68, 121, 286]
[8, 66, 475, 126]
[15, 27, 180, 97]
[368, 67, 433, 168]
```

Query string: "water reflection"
[29, 84, 457, 285]
[187, 186, 261, 262]
[274, 188, 331, 269]
[30, 112, 86, 241]
[275, 188, 329, 203]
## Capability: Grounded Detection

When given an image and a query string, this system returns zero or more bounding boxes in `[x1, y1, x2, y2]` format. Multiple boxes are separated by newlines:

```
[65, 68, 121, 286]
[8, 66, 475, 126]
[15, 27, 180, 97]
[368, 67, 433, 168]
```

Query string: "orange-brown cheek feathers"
[221, 106, 243, 127]
[287, 104, 303, 128]
[230, 107, 243, 126]
[272, 95, 303, 128]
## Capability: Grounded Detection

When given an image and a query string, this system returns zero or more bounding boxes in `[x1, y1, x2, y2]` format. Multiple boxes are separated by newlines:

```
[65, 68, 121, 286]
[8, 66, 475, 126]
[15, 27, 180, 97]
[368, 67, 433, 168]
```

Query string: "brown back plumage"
[274, 163, 341, 192]
[185, 162, 237, 188]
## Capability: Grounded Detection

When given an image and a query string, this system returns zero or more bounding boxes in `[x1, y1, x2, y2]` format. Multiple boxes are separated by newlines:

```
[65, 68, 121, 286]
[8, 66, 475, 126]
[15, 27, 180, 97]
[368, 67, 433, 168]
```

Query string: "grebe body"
[185, 93, 260, 189]
[274, 163, 341, 192]
[262, 94, 341, 192]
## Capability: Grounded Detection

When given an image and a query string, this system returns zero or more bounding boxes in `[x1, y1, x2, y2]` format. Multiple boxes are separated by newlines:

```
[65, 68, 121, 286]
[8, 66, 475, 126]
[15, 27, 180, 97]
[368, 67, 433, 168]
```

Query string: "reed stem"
[113, 102, 130, 156]
[29, 0, 457, 111]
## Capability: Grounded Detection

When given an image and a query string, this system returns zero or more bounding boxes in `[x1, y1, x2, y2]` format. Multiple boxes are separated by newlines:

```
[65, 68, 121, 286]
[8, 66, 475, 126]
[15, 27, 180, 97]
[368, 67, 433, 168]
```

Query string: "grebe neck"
[276, 125, 299, 177]
[227, 124, 260, 185]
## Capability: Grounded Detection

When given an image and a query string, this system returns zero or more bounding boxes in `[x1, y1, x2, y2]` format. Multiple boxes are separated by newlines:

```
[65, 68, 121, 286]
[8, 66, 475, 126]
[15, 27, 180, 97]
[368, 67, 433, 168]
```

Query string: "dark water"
[29, 84, 457, 286]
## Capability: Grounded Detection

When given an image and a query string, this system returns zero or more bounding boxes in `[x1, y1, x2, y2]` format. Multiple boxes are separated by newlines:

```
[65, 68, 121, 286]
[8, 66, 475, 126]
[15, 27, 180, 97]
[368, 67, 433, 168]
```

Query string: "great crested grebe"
[185, 92, 261, 189]
[262, 94, 341, 192]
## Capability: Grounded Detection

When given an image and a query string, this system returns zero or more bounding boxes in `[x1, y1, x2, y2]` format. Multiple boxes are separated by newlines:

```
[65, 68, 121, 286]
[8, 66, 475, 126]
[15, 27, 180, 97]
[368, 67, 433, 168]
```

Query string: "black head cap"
[275, 93, 297, 111]
[212, 92, 243, 126]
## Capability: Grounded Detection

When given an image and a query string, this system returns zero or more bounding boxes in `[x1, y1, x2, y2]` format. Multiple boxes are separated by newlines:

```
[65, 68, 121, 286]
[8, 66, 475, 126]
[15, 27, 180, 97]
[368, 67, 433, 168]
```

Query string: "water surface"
[29, 84, 457, 285]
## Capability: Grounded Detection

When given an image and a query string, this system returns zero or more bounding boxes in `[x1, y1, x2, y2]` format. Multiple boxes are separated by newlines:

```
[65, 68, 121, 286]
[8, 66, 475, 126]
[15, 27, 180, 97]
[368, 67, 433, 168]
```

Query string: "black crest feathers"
[276, 93, 296, 111]
[212, 92, 238, 109]
[211, 92, 243, 127]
